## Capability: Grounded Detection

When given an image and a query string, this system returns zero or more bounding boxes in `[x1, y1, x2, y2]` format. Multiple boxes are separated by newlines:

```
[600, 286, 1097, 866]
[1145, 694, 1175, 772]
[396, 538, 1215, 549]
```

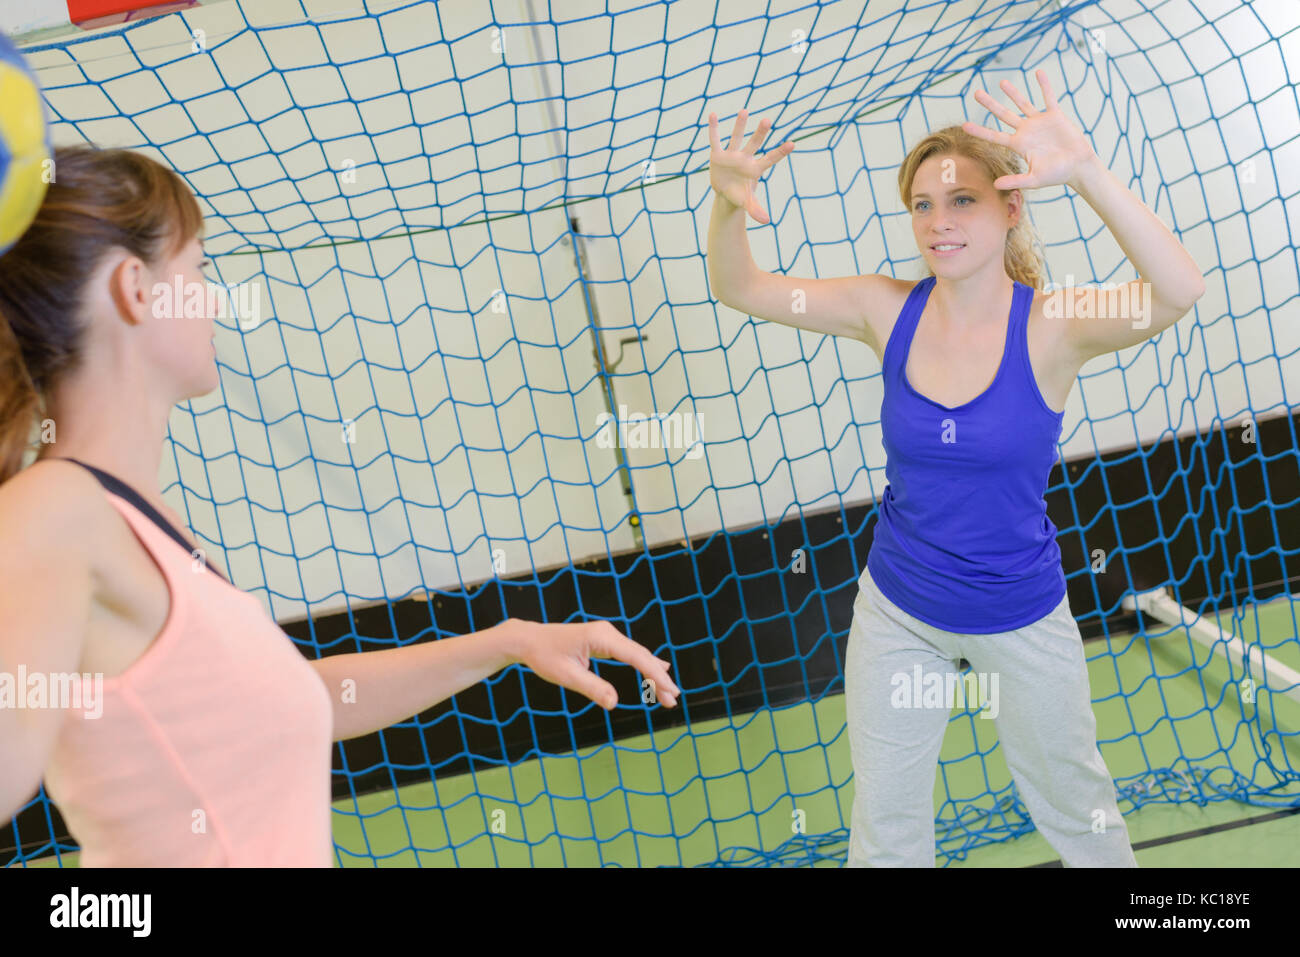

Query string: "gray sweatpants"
[845, 567, 1138, 867]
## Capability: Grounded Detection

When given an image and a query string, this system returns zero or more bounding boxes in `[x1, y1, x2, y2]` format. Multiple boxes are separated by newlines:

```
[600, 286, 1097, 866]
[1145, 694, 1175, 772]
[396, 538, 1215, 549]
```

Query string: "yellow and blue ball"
[0, 31, 51, 256]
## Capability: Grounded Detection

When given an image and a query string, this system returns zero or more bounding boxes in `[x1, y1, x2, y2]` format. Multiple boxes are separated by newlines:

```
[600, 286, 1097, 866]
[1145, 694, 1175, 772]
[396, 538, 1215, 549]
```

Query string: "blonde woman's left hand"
[962, 69, 1097, 191]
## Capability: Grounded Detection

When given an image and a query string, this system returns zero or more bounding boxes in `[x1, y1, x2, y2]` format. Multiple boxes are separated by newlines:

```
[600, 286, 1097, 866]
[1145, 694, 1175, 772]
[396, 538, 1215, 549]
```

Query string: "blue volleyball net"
[5, 0, 1298, 866]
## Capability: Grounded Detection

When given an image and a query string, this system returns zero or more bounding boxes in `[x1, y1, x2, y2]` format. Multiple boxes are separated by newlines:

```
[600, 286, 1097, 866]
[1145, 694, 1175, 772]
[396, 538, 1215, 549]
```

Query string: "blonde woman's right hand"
[707, 109, 794, 225]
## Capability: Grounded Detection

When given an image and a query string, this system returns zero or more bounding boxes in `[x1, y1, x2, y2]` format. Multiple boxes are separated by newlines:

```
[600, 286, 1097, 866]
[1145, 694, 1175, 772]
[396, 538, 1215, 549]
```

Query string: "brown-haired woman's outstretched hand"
[503, 618, 679, 711]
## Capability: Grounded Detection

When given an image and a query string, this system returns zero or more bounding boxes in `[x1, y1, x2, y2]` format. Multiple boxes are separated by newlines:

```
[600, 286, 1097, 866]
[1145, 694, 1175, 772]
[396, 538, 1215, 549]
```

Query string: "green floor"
[25, 596, 1300, 867]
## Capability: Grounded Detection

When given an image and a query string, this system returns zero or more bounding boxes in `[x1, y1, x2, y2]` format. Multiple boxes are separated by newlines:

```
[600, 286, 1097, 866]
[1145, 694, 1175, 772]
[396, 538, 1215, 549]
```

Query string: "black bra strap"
[51, 457, 231, 585]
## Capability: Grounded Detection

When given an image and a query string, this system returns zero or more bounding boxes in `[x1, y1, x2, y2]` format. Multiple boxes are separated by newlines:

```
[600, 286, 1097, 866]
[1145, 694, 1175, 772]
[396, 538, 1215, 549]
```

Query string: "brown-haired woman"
[0, 144, 678, 866]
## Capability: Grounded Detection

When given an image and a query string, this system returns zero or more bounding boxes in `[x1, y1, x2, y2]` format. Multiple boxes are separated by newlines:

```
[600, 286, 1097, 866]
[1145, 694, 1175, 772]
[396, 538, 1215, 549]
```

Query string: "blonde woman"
[706, 70, 1204, 866]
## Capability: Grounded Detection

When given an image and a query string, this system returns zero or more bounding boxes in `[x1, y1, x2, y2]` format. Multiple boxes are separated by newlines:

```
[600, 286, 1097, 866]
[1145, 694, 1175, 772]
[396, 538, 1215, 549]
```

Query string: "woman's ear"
[1004, 188, 1024, 229]
[106, 252, 153, 327]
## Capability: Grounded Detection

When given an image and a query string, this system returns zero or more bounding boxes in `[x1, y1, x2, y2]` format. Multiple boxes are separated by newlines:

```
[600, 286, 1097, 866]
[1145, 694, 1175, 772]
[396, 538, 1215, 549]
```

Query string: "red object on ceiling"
[66, 1, 198, 29]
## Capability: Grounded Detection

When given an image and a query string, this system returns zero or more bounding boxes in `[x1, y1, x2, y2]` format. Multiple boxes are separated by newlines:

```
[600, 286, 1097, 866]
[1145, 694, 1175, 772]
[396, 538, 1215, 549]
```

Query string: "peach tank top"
[42, 459, 335, 867]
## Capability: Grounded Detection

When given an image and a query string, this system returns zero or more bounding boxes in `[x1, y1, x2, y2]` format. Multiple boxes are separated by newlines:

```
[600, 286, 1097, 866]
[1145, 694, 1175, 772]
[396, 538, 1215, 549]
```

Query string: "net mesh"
[5, 0, 1299, 866]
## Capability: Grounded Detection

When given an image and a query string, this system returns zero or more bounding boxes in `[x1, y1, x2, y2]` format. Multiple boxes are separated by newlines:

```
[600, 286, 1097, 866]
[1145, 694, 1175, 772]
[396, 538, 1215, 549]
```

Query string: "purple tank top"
[865, 275, 1067, 633]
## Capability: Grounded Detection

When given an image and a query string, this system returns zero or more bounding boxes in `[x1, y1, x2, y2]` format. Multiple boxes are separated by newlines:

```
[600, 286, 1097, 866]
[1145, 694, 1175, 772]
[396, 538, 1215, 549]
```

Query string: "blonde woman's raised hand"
[707, 109, 794, 224]
[963, 69, 1097, 191]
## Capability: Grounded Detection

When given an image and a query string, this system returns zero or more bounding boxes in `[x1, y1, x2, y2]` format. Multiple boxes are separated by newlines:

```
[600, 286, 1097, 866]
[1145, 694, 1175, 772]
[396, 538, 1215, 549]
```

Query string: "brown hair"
[0, 145, 203, 484]
[897, 125, 1046, 290]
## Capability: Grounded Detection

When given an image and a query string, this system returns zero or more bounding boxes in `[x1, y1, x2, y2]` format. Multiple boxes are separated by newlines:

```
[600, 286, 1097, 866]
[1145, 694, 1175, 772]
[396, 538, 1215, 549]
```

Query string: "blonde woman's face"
[908, 153, 1020, 279]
